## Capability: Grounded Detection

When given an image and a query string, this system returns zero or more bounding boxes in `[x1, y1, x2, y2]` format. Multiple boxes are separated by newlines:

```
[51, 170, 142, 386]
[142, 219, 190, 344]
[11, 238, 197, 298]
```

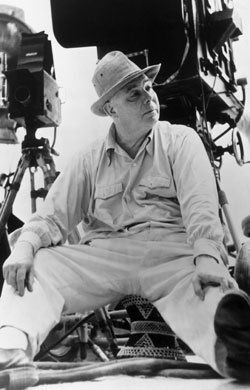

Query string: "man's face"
[109, 75, 160, 134]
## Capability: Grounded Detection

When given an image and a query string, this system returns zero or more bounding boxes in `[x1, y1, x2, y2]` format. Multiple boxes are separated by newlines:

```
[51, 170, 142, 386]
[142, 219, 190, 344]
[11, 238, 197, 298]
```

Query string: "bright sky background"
[0, 0, 250, 244]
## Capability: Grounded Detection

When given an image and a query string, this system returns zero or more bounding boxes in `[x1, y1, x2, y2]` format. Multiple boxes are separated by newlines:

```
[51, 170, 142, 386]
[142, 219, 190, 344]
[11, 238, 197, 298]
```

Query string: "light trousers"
[0, 229, 227, 373]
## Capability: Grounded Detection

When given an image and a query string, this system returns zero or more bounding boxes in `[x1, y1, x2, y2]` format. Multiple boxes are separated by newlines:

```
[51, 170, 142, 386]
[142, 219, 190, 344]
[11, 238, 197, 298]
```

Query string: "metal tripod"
[0, 121, 58, 243]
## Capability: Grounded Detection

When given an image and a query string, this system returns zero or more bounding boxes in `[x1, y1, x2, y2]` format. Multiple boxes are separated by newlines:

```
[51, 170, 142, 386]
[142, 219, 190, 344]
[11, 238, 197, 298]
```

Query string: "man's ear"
[103, 101, 117, 117]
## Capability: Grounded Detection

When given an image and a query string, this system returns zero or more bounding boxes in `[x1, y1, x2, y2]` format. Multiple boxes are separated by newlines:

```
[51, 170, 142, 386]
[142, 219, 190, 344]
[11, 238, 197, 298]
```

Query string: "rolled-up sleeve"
[16, 151, 91, 253]
[171, 126, 227, 264]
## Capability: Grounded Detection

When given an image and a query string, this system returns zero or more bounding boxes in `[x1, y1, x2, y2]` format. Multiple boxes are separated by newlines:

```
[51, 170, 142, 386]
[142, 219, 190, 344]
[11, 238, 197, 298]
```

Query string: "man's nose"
[142, 89, 153, 104]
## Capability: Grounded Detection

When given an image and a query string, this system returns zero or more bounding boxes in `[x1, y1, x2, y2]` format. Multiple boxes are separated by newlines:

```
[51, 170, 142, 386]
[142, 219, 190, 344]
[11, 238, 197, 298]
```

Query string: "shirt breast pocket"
[138, 176, 176, 200]
[94, 182, 123, 224]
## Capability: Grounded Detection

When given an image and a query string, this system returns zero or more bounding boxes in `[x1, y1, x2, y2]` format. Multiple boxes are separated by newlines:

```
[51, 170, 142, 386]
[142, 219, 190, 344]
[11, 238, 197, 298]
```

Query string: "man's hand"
[3, 241, 35, 297]
[192, 255, 237, 300]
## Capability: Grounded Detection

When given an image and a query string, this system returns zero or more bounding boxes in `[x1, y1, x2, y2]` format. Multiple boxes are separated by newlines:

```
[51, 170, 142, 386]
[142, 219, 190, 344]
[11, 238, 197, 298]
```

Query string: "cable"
[35, 312, 95, 360]
[198, 73, 211, 152]
[4, 358, 220, 390]
[153, 2, 190, 87]
[205, 74, 217, 111]
[213, 125, 232, 143]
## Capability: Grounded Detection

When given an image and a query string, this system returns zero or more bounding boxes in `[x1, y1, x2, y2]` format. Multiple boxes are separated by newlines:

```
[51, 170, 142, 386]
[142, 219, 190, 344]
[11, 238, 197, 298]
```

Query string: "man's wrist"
[15, 240, 35, 256]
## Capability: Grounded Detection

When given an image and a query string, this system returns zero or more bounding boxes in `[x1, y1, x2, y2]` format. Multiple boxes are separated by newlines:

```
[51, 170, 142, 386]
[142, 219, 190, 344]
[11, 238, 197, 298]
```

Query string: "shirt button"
[132, 163, 137, 167]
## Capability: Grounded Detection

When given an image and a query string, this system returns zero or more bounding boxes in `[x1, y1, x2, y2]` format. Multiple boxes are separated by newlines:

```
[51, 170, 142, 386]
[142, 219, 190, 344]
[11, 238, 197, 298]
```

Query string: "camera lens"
[14, 85, 31, 105]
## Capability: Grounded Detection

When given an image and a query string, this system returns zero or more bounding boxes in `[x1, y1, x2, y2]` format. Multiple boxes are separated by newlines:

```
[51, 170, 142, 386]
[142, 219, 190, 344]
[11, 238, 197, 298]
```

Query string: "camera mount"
[0, 17, 61, 266]
[0, 117, 58, 239]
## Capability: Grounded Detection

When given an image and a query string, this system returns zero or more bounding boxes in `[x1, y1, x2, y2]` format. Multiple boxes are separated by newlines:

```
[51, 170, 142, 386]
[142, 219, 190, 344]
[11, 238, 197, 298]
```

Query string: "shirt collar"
[105, 122, 116, 153]
[145, 126, 155, 157]
[104, 121, 157, 161]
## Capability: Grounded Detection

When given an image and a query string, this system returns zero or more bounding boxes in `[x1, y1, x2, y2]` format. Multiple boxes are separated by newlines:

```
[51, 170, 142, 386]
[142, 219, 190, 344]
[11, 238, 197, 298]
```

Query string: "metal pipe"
[218, 188, 242, 253]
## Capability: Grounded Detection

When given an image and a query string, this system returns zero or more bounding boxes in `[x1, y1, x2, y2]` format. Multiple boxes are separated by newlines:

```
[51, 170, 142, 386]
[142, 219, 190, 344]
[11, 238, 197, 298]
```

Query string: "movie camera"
[0, 6, 61, 268]
[50, 0, 247, 167]
[0, 5, 61, 144]
[4, 30, 61, 129]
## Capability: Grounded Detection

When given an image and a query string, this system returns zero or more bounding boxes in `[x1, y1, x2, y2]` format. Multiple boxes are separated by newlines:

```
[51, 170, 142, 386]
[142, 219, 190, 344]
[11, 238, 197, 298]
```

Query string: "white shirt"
[17, 121, 227, 264]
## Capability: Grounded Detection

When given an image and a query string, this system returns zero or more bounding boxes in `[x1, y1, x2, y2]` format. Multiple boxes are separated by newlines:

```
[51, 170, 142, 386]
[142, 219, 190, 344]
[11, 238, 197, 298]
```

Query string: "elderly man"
[0, 51, 249, 379]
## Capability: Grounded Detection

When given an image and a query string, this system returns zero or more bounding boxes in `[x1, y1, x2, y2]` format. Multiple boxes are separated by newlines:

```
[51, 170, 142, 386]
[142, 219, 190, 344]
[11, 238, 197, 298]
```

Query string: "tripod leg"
[94, 308, 119, 357]
[0, 155, 29, 292]
[36, 152, 81, 244]
[36, 152, 57, 192]
[0, 227, 10, 292]
[29, 168, 37, 213]
[217, 182, 242, 253]
[27, 151, 58, 213]
[0, 154, 29, 236]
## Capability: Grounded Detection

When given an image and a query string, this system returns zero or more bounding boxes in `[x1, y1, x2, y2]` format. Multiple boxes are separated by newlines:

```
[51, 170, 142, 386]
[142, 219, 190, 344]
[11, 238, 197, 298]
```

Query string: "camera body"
[4, 31, 61, 127]
[5, 68, 61, 127]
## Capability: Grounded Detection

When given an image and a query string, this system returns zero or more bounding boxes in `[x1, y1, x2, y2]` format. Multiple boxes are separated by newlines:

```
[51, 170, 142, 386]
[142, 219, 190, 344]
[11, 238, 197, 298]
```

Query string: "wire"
[205, 74, 217, 111]
[213, 125, 232, 143]
[32, 358, 220, 385]
[35, 312, 95, 360]
[197, 66, 221, 187]
[153, 3, 190, 87]
[194, 0, 217, 168]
